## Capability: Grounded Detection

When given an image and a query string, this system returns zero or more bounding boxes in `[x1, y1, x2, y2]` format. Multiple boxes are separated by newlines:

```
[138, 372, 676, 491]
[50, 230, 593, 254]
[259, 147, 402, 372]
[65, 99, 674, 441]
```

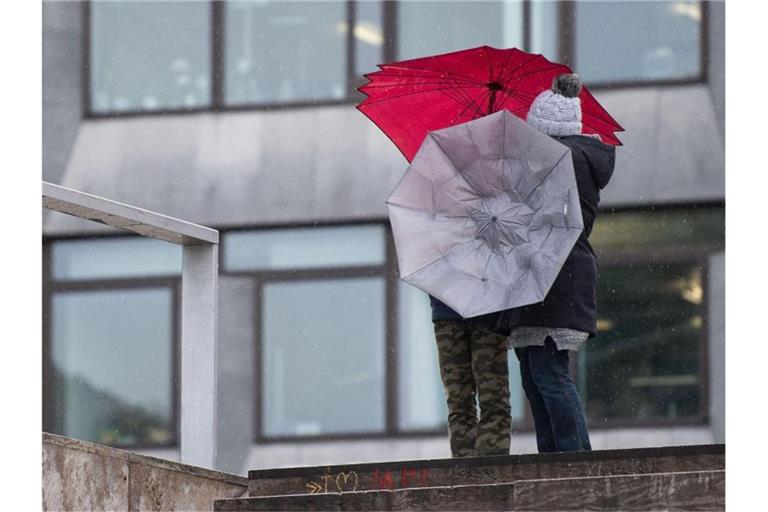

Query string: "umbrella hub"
[470, 197, 534, 255]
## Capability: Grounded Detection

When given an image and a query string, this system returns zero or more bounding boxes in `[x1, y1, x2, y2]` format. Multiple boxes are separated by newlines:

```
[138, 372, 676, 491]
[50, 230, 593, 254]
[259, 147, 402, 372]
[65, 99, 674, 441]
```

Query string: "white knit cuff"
[526, 114, 582, 136]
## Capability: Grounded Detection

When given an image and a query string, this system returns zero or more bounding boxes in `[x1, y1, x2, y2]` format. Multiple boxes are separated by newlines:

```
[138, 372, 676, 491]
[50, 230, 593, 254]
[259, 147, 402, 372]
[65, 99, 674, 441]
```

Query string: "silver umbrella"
[387, 109, 584, 319]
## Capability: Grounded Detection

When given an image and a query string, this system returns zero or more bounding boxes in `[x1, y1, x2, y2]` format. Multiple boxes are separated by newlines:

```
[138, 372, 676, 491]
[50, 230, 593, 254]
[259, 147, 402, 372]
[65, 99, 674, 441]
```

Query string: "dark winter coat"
[429, 134, 616, 337]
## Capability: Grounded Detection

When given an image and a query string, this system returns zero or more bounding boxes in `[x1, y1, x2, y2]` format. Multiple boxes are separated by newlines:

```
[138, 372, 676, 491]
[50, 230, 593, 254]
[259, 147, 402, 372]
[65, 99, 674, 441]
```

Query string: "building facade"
[43, 0, 725, 475]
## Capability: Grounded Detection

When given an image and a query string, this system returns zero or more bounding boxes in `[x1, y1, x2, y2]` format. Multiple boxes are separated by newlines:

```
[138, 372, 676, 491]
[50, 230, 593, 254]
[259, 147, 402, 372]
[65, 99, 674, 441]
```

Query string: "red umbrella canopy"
[357, 45, 624, 163]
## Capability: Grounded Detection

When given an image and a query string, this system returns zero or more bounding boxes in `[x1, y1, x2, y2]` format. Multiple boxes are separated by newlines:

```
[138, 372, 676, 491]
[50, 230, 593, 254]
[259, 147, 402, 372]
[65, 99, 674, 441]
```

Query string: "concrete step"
[214, 469, 725, 511]
[246, 444, 724, 497]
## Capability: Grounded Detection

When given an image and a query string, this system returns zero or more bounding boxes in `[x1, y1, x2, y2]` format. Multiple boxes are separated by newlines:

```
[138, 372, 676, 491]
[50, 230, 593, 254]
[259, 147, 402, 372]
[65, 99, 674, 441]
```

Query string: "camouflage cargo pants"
[434, 319, 511, 457]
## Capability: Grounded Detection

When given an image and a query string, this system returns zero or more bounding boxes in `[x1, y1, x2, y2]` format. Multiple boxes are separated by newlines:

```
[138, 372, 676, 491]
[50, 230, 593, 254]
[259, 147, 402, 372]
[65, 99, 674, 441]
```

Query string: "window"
[89, 0, 211, 113]
[529, 0, 559, 58]
[224, 1, 348, 105]
[583, 262, 704, 422]
[261, 278, 386, 436]
[354, 1, 385, 79]
[396, 282, 447, 431]
[225, 223, 531, 440]
[573, 0, 704, 83]
[224, 224, 390, 439]
[51, 236, 182, 280]
[224, 225, 386, 271]
[397, 0, 524, 60]
[88, 0, 385, 115]
[581, 206, 724, 426]
[44, 236, 181, 448]
[86, 1, 707, 116]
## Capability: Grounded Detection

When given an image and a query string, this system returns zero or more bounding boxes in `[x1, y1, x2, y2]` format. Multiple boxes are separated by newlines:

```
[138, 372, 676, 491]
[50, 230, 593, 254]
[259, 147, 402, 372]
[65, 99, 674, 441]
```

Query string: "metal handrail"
[43, 181, 219, 469]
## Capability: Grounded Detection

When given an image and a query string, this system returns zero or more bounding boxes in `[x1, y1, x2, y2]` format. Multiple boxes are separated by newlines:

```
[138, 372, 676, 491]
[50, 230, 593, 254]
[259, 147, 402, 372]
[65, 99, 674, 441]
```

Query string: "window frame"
[575, 252, 710, 430]
[82, 0, 709, 119]
[222, 220, 402, 443]
[42, 235, 182, 450]
[221, 219, 533, 443]
[571, 202, 723, 430]
[42, 204, 721, 446]
[563, 0, 710, 90]
[82, 0, 396, 118]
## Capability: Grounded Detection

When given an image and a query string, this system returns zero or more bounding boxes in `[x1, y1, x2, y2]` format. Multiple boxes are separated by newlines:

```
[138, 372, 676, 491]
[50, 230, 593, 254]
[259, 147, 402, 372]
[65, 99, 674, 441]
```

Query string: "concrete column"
[707, 252, 725, 444]
[181, 243, 220, 469]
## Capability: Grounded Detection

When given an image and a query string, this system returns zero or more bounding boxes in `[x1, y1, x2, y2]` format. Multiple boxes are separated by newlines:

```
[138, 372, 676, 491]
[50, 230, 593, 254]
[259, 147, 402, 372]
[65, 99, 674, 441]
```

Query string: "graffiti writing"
[305, 467, 430, 494]
[306, 471, 359, 494]
[372, 467, 431, 490]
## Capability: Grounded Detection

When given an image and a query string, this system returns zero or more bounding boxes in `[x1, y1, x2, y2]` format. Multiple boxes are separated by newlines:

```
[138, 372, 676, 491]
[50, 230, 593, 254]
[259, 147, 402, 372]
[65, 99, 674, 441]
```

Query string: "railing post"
[180, 243, 219, 468]
[43, 182, 221, 470]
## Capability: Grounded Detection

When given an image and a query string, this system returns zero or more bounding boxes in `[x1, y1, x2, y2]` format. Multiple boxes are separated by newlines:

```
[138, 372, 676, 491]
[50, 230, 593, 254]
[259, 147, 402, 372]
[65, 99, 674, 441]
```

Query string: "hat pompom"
[551, 73, 582, 98]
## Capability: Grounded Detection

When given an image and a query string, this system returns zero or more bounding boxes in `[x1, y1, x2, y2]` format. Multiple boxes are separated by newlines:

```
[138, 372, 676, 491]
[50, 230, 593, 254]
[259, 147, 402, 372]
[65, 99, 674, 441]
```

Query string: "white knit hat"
[526, 74, 583, 137]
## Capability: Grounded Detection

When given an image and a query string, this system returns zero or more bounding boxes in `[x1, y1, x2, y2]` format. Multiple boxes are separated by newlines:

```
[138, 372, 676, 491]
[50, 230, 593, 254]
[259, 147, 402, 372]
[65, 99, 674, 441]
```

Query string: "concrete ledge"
[43, 432, 248, 511]
[247, 443, 725, 497]
[217, 470, 725, 511]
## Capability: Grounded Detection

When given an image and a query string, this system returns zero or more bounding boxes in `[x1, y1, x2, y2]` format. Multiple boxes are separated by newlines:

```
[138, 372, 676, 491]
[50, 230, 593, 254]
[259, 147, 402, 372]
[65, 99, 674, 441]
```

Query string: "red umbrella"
[356, 45, 624, 163]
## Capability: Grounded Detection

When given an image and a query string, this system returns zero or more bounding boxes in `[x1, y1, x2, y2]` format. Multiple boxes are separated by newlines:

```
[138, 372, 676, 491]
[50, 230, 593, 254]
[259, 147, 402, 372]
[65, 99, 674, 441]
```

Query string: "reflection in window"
[89, 0, 211, 113]
[590, 207, 725, 256]
[397, 1, 523, 60]
[574, 0, 702, 83]
[224, 225, 386, 271]
[49, 289, 175, 446]
[261, 278, 386, 436]
[581, 207, 723, 424]
[582, 263, 704, 422]
[225, 1, 347, 105]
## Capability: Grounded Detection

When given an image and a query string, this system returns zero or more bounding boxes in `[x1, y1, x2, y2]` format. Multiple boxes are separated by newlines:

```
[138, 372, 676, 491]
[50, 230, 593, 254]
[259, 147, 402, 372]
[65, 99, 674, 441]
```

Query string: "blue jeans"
[514, 337, 592, 453]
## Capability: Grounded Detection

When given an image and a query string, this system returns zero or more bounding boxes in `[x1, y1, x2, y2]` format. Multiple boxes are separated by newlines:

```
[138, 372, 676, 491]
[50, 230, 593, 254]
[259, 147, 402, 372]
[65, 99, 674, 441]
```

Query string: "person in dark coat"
[429, 73, 615, 456]
[505, 72, 616, 453]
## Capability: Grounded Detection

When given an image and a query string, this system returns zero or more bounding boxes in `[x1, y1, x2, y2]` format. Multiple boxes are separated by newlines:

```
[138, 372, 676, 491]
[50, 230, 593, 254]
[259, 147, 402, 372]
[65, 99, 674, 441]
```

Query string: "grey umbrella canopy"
[386, 109, 584, 319]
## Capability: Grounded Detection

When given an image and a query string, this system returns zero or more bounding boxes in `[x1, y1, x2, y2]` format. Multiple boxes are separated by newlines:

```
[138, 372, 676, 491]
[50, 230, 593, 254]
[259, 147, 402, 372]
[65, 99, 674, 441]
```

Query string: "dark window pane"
[355, 0, 384, 77]
[583, 262, 704, 422]
[590, 207, 725, 258]
[90, 0, 211, 113]
[575, 0, 702, 83]
[49, 289, 175, 446]
[397, 1, 523, 60]
[262, 278, 386, 436]
[225, 1, 347, 105]
[580, 207, 723, 424]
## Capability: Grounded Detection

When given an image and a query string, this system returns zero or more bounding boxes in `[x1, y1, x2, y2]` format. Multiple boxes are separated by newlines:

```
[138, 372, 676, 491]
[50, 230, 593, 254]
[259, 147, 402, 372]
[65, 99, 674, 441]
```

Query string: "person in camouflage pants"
[433, 318, 511, 457]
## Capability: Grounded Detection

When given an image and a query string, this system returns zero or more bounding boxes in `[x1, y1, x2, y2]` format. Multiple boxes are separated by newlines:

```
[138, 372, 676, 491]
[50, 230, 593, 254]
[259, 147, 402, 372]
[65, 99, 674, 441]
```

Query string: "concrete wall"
[238, 427, 715, 471]
[708, 252, 725, 444]
[42, 81, 724, 237]
[42, 0, 82, 186]
[708, 0, 725, 137]
[42, 432, 248, 511]
[133, 425, 715, 476]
